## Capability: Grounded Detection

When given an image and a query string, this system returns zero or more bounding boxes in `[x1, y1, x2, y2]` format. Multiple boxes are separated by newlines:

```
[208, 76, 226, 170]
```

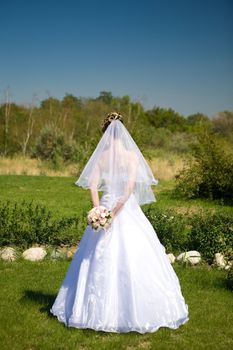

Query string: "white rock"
[0, 247, 17, 261]
[22, 247, 47, 261]
[225, 263, 232, 271]
[213, 253, 226, 268]
[167, 253, 176, 264]
[177, 251, 201, 265]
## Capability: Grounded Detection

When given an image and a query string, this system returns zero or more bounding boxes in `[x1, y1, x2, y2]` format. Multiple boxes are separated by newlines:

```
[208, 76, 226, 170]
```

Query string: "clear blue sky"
[0, 0, 232, 117]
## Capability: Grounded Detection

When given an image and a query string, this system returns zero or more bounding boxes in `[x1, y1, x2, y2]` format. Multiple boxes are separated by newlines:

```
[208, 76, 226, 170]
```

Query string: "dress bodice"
[99, 173, 138, 210]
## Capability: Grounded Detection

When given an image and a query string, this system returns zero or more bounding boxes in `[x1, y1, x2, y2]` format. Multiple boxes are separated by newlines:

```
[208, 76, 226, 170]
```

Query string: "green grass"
[0, 174, 232, 349]
[0, 174, 91, 219]
[0, 175, 232, 220]
[153, 179, 233, 214]
[0, 260, 232, 350]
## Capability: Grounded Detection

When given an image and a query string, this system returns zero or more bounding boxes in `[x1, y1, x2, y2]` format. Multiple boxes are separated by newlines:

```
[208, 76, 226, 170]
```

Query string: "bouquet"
[87, 205, 113, 232]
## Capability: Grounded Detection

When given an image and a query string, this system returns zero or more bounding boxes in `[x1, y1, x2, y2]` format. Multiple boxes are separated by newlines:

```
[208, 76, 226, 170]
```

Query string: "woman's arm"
[89, 164, 100, 207]
[90, 188, 100, 207]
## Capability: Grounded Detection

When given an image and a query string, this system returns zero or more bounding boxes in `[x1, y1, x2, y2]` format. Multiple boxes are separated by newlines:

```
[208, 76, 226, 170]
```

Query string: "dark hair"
[101, 112, 124, 133]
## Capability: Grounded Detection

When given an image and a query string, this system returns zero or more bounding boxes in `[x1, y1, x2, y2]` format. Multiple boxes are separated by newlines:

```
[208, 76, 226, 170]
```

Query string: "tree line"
[0, 90, 232, 166]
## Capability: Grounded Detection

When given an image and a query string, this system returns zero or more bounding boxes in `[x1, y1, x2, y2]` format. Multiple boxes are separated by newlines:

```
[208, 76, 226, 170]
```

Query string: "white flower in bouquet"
[87, 205, 112, 232]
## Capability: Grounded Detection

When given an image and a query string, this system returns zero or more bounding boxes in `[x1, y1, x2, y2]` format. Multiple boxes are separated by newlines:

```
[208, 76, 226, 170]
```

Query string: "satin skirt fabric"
[50, 192, 189, 333]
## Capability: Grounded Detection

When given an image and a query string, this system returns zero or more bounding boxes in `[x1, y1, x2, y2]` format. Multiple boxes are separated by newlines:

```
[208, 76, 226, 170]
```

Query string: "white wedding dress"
[50, 188, 189, 334]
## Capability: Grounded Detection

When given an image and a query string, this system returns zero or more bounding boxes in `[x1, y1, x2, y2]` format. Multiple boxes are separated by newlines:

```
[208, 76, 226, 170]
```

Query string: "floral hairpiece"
[101, 112, 123, 131]
[108, 112, 122, 120]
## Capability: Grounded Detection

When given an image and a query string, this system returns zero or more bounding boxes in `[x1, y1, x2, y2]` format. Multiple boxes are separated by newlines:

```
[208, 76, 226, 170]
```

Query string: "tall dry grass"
[149, 157, 184, 181]
[0, 156, 79, 177]
[0, 155, 185, 180]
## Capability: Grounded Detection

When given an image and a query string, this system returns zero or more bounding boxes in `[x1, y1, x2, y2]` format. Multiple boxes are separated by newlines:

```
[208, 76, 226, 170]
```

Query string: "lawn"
[0, 175, 232, 219]
[0, 174, 232, 349]
[0, 174, 91, 219]
[0, 260, 232, 350]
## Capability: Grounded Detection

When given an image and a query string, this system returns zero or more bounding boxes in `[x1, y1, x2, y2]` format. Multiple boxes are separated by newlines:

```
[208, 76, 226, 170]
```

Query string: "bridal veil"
[75, 119, 158, 206]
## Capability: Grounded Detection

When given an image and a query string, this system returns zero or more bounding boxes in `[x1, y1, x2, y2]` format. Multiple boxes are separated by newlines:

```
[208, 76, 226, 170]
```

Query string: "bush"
[212, 111, 233, 136]
[188, 210, 233, 262]
[142, 205, 190, 253]
[146, 127, 172, 148]
[173, 131, 233, 201]
[32, 125, 80, 165]
[143, 205, 233, 261]
[1, 200, 232, 266]
[226, 266, 233, 291]
[0, 200, 83, 248]
[167, 132, 192, 153]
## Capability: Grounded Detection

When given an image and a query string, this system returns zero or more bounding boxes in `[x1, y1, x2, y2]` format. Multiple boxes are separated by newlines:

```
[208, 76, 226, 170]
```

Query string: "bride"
[50, 112, 189, 334]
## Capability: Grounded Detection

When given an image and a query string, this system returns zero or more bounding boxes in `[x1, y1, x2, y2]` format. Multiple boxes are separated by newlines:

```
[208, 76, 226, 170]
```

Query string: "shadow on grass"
[21, 290, 56, 318]
[20, 290, 121, 336]
[20, 290, 141, 339]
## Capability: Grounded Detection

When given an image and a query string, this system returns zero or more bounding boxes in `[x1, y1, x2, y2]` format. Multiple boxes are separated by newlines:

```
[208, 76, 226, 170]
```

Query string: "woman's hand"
[104, 209, 115, 231]
[111, 208, 117, 220]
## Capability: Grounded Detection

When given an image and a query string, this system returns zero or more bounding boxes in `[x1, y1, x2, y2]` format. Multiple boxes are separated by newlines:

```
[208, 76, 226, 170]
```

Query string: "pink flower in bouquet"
[87, 205, 112, 232]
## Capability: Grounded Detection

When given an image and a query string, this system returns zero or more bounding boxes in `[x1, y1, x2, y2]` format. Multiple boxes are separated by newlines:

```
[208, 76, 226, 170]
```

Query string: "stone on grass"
[22, 247, 47, 261]
[176, 251, 201, 265]
[167, 253, 176, 264]
[213, 253, 226, 269]
[0, 247, 17, 261]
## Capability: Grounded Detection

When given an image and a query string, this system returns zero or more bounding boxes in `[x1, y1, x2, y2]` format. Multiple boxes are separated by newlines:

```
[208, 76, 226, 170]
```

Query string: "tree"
[145, 106, 188, 132]
[40, 96, 62, 135]
[3, 88, 12, 156]
[96, 91, 113, 105]
[186, 112, 210, 125]
[16, 95, 37, 155]
[212, 111, 233, 136]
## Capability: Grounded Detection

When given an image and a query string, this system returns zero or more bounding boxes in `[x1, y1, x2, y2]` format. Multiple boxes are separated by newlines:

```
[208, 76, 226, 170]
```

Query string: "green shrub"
[1, 200, 232, 266]
[147, 127, 172, 148]
[0, 200, 82, 248]
[32, 125, 80, 165]
[167, 132, 192, 153]
[226, 266, 233, 291]
[212, 111, 233, 136]
[173, 131, 233, 201]
[142, 205, 190, 253]
[188, 210, 233, 262]
[143, 205, 233, 261]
